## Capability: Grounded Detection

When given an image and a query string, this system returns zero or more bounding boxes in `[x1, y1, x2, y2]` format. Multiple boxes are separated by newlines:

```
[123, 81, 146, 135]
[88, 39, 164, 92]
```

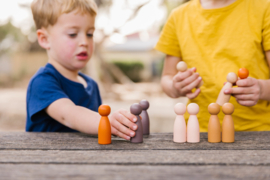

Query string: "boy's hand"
[172, 67, 202, 99]
[224, 77, 262, 106]
[109, 109, 138, 140]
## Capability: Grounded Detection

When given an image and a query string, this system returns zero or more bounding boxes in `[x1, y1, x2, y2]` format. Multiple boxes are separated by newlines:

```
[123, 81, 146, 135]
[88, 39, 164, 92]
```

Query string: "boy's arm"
[225, 51, 270, 106]
[161, 55, 202, 99]
[46, 98, 100, 134]
[46, 98, 137, 140]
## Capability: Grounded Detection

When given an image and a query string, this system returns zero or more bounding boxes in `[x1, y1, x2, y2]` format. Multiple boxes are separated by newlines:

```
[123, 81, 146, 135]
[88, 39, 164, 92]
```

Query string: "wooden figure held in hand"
[177, 61, 203, 88]
[216, 72, 238, 106]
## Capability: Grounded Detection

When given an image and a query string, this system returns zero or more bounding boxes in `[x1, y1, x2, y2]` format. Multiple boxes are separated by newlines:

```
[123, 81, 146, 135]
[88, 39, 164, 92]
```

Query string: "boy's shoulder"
[28, 63, 61, 87]
[28, 63, 98, 90]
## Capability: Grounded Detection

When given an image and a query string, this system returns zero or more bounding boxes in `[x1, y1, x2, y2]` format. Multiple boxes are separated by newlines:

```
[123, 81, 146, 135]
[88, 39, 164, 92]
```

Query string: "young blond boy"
[156, 0, 270, 131]
[27, 0, 137, 140]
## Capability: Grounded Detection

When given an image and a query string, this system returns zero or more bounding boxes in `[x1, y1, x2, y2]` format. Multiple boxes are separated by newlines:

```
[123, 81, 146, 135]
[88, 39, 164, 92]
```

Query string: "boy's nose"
[79, 36, 88, 47]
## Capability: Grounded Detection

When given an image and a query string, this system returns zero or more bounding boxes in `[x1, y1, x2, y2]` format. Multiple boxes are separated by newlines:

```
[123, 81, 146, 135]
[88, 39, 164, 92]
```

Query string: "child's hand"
[224, 77, 262, 106]
[109, 109, 138, 140]
[172, 67, 202, 99]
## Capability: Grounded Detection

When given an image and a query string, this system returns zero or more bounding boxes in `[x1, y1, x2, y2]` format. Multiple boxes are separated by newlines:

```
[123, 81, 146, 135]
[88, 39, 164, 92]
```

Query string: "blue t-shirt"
[26, 63, 102, 132]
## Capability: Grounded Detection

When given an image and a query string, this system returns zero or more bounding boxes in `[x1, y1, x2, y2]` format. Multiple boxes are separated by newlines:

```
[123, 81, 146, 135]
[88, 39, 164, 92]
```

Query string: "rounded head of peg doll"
[226, 72, 238, 84]
[176, 61, 187, 72]
[130, 103, 142, 115]
[208, 103, 220, 115]
[174, 103, 186, 115]
[187, 103, 199, 115]
[238, 68, 249, 79]
[139, 100, 149, 110]
[98, 105, 111, 116]
[222, 103, 234, 115]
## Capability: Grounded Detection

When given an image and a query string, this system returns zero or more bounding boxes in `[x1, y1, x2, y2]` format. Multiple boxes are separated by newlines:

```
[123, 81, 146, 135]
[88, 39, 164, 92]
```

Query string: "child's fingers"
[116, 113, 137, 131]
[173, 69, 193, 82]
[224, 87, 251, 95]
[186, 88, 201, 99]
[234, 94, 256, 100]
[236, 100, 256, 107]
[111, 126, 130, 140]
[116, 111, 137, 131]
[118, 109, 137, 123]
[112, 120, 136, 138]
[236, 78, 254, 87]
[181, 76, 202, 94]
[180, 72, 200, 87]
[224, 81, 236, 86]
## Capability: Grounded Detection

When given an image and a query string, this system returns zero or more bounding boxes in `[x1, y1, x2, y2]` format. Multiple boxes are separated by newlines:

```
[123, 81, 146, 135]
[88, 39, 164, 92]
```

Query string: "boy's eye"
[69, 34, 77, 38]
[87, 34, 93, 38]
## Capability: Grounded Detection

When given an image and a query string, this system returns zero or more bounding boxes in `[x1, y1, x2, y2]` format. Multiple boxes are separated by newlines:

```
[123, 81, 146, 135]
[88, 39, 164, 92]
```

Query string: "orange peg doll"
[208, 103, 221, 143]
[222, 103, 235, 143]
[98, 105, 111, 145]
[238, 68, 249, 79]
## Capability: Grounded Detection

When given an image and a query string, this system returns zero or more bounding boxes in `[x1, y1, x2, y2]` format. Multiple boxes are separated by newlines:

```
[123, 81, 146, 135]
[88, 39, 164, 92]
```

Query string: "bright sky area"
[0, 0, 167, 43]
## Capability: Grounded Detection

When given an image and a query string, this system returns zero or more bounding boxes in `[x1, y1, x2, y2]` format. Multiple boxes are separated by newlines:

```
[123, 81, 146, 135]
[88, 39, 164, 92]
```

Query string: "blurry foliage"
[163, 0, 188, 16]
[112, 61, 144, 82]
[158, 0, 189, 31]
[95, 0, 112, 8]
[0, 21, 24, 42]
[154, 58, 165, 77]
[28, 40, 45, 52]
[0, 21, 28, 55]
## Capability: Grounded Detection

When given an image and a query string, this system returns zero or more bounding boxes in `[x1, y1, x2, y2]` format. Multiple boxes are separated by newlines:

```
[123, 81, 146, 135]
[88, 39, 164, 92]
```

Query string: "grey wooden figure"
[130, 103, 143, 143]
[139, 100, 150, 135]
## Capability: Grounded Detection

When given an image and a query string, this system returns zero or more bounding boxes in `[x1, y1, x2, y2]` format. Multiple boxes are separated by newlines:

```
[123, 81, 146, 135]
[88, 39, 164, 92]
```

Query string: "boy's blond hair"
[31, 0, 98, 29]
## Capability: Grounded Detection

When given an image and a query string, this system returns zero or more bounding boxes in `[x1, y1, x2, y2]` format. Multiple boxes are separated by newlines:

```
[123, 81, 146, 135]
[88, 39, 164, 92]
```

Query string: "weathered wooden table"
[0, 132, 269, 180]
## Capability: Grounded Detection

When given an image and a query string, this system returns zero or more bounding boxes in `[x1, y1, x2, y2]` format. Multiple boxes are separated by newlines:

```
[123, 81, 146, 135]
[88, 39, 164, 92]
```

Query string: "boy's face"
[46, 11, 95, 71]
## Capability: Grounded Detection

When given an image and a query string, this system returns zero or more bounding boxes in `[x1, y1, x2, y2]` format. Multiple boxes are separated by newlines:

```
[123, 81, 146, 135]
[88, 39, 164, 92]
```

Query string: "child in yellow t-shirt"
[155, 0, 270, 131]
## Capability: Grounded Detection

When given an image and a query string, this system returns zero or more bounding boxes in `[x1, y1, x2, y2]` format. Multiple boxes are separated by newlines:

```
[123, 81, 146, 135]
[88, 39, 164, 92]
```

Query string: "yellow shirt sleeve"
[155, 10, 181, 57]
[262, 1, 270, 51]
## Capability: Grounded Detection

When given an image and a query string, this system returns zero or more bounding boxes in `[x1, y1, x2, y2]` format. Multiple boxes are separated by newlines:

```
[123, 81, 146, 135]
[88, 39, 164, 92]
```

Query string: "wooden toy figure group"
[173, 102, 235, 143]
[98, 100, 150, 145]
[98, 62, 249, 145]
[174, 64, 249, 143]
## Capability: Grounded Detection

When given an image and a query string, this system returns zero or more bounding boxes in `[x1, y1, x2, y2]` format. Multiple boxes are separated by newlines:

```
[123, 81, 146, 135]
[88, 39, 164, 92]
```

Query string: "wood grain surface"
[0, 132, 269, 180]
[0, 132, 269, 150]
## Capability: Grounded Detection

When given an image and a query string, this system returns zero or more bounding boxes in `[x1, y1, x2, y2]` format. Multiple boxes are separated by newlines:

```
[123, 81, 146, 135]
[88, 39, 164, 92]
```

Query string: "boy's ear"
[37, 28, 50, 50]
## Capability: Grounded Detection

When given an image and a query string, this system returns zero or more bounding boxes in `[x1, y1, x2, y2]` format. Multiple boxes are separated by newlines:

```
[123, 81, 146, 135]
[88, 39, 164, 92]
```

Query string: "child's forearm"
[46, 98, 101, 134]
[161, 75, 180, 98]
[258, 79, 270, 101]
[63, 105, 101, 134]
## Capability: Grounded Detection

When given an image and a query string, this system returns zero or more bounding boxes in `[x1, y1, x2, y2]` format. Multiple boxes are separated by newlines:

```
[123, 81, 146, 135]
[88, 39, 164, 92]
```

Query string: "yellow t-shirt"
[155, 0, 270, 131]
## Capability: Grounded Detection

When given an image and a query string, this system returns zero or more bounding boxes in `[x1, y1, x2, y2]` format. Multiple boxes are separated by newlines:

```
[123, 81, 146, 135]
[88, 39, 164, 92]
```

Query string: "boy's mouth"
[76, 52, 88, 60]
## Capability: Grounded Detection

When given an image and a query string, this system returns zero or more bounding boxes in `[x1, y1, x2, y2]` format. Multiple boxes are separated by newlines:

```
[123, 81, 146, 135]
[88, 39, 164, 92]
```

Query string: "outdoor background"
[0, 0, 188, 132]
